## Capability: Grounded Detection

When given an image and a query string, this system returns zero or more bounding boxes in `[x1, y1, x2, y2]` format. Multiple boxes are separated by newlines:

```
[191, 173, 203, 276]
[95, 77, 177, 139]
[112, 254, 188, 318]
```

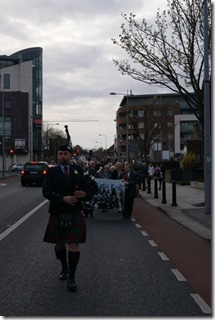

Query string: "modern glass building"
[0, 47, 43, 161]
[11, 47, 43, 158]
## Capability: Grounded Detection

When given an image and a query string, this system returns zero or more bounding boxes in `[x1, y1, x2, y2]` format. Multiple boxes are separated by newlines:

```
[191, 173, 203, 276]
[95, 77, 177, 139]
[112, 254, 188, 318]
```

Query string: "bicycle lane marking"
[0, 199, 48, 241]
[132, 217, 212, 315]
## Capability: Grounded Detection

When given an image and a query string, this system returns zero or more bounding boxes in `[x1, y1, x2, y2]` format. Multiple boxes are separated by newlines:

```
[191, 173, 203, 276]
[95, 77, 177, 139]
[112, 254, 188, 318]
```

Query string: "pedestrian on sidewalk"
[119, 163, 139, 219]
[148, 163, 155, 179]
[158, 162, 165, 189]
[42, 145, 89, 292]
[141, 161, 148, 191]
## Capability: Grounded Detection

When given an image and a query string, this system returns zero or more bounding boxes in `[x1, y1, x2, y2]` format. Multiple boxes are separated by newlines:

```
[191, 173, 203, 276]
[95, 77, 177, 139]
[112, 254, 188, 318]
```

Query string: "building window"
[3, 74, 10, 89]
[167, 110, 173, 116]
[138, 122, 144, 129]
[154, 111, 161, 117]
[36, 102, 42, 115]
[4, 100, 12, 109]
[0, 117, 11, 135]
[154, 122, 161, 128]
[167, 122, 173, 127]
[168, 132, 173, 139]
[138, 110, 144, 117]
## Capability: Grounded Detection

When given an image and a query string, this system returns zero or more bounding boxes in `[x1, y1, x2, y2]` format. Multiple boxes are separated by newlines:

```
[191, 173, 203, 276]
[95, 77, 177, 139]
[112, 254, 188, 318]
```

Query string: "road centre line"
[190, 294, 211, 314]
[171, 269, 187, 281]
[0, 199, 48, 242]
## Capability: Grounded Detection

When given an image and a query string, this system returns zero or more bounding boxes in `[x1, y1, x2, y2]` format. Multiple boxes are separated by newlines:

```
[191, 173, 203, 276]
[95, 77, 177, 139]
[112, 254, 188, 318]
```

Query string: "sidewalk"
[139, 182, 212, 240]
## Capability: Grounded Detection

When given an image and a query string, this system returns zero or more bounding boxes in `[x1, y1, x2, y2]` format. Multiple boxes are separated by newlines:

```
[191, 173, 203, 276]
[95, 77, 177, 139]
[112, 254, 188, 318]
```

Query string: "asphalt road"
[0, 176, 212, 316]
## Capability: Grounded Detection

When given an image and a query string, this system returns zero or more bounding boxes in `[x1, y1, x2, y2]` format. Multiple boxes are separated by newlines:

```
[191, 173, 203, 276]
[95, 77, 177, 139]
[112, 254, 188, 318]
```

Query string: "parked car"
[10, 163, 24, 171]
[21, 162, 49, 186]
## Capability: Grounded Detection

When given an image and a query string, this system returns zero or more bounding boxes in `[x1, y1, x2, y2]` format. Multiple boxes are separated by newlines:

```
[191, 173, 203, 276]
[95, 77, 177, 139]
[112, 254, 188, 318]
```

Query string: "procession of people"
[42, 133, 165, 293]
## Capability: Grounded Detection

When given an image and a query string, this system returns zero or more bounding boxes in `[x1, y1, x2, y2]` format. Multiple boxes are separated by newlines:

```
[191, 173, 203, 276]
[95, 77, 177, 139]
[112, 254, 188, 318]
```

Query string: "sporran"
[58, 213, 74, 231]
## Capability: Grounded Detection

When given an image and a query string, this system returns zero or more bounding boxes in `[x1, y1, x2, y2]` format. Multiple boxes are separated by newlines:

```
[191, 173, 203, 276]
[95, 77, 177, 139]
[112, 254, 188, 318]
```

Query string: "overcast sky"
[1, 0, 169, 150]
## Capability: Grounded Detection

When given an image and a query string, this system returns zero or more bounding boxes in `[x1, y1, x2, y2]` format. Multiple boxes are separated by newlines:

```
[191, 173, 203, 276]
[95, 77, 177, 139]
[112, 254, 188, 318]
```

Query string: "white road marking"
[0, 200, 48, 241]
[141, 230, 149, 237]
[0, 183, 6, 187]
[171, 269, 187, 281]
[158, 252, 169, 261]
[190, 294, 211, 314]
[131, 218, 136, 222]
[148, 240, 158, 247]
[136, 223, 211, 315]
[135, 223, 142, 228]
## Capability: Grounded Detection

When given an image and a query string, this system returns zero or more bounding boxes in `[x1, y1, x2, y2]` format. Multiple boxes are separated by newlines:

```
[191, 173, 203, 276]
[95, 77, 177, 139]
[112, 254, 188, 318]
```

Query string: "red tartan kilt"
[43, 211, 86, 244]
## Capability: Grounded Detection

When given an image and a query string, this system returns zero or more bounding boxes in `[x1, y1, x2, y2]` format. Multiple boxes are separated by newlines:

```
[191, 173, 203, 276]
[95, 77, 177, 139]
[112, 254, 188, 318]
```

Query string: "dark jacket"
[42, 164, 89, 214]
[119, 170, 139, 198]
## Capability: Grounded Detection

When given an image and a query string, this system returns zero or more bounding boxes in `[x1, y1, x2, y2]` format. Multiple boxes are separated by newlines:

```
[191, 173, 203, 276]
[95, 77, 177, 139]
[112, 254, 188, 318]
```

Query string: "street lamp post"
[99, 134, 107, 151]
[110, 90, 130, 162]
[1, 74, 5, 176]
[204, 0, 211, 214]
[95, 141, 102, 148]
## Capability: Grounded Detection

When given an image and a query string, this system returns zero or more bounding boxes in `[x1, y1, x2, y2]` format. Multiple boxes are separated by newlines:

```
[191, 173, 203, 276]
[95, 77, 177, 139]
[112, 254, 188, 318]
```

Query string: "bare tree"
[126, 95, 177, 160]
[42, 125, 67, 162]
[112, 0, 211, 136]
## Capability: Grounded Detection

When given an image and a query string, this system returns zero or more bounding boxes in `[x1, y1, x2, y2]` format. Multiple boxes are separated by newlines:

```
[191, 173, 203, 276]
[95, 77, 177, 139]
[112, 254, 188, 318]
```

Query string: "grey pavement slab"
[139, 182, 211, 240]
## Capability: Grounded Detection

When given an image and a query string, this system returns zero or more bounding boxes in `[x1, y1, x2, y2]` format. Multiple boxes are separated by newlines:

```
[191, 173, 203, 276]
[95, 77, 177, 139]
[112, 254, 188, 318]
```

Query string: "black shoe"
[59, 267, 68, 280]
[67, 278, 77, 291]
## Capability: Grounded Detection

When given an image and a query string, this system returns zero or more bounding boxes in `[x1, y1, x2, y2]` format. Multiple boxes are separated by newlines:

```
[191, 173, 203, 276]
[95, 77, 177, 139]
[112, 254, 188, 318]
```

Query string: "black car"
[21, 162, 49, 186]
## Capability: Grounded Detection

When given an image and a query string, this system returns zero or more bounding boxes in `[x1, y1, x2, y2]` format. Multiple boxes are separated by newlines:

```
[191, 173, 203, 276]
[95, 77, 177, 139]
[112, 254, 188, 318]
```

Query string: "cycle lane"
[132, 197, 212, 309]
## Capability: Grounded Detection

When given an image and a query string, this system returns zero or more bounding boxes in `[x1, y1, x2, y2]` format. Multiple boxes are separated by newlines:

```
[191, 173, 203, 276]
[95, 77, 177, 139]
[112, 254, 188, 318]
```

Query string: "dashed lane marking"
[0, 183, 6, 187]
[171, 269, 187, 281]
[135, 223, 142, 228]
[134, 218, 211, 315]
[0, 199, 48, 241]
[190, 294, 211, 314]
[148, 240, 158, 247]
[158, 252, 169, 261]
[131, 218, 136, 222]
[141, 230, 149, 237]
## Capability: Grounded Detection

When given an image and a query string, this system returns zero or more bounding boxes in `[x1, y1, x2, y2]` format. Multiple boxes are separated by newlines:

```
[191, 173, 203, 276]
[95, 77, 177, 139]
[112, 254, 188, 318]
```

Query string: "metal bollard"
[147, 176, 151, 194]
[171, 180, 177, 206]
[142, 176, 146, 191]
[162, 180, 167, 204]
[154, 177, 158, 198]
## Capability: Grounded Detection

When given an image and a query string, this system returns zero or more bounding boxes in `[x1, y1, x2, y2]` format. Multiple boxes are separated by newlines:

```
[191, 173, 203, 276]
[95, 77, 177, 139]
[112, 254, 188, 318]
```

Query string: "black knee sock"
[54, 246, 68, 270]
[68, 251, 80, 281]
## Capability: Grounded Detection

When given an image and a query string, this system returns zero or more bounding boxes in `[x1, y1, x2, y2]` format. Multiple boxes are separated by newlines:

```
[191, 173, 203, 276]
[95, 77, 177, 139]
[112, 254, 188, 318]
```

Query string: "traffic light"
[10, 149, 14, 158]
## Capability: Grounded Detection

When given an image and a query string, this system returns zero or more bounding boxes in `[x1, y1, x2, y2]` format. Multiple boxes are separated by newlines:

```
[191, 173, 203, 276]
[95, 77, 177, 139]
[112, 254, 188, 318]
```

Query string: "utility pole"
[204, 0, 211, 214]
[1, 74, 5, 176]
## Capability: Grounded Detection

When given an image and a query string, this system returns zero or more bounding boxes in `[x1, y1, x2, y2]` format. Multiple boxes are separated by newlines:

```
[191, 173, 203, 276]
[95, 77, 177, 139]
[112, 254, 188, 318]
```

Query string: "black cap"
[58, 145, 71, 152]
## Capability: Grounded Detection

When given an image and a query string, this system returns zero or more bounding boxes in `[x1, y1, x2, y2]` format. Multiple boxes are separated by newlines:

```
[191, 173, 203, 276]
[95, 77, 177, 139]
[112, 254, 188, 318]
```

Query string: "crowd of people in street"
[42, 144, 166, 293]
[69, 157, 166, 217]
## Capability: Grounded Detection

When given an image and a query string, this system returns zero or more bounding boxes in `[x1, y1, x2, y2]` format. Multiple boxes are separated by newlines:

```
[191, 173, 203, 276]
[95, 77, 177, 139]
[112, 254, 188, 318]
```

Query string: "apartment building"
[114, 93, 199, 162]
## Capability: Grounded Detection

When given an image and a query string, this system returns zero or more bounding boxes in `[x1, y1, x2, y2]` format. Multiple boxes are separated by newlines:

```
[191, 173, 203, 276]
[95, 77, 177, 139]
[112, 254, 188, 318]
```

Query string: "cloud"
[1, 0, 168, 149]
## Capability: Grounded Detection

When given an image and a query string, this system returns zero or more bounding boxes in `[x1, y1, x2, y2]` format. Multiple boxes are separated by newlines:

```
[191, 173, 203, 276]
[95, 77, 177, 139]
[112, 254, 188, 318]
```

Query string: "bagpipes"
[64, 125, 72, 150]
